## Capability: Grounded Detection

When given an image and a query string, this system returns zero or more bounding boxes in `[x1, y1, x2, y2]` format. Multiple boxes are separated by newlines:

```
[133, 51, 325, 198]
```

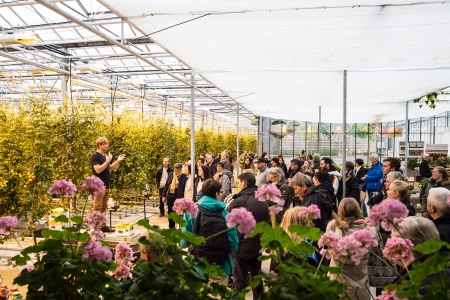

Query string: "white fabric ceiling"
[102, 0, 450, 123]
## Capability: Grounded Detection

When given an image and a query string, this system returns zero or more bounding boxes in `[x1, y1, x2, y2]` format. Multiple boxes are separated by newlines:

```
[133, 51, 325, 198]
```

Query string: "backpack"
[192, 206, 230, 265]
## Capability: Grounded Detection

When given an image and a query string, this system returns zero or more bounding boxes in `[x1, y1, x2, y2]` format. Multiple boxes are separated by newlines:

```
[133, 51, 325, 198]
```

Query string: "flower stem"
[314, 249, 327, 278]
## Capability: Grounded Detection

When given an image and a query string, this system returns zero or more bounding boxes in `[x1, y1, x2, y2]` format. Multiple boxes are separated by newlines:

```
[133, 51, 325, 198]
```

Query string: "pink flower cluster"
[172, 198, 198, 218]
[447, 195, 450, 208]
[382, 236, 415, 267]
[82, 238, 112, 262]
[298, 204, 321, 222]
[80, 176, 106, 196]
[113, 242, 133, 280]
[226, 207, 256, 238]
[0, 216, 19, 236]
[49, 179, 77, 197]
[368, 199, 409, 231]
[84, 211, 107, 229]
[255, 184, 282, 202]
[17, 265, 34, 277]
[376, 289, 406, 300]
[318, 229, 377, 265]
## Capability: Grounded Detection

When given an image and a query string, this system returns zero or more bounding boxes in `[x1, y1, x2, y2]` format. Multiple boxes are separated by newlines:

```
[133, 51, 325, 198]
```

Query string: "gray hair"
[289, 172, 312, 188]
[369, 153, 379, 161]
[268, 167, 285, 182]
[386, 171, 404, 181]
[392, 216, 439, 247]
[243, 169, 255, 176]
[428, 187, 450, 216]
[423, 153, 430, 159]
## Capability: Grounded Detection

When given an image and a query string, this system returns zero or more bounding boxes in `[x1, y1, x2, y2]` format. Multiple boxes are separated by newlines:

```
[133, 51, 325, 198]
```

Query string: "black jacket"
[345, 173, 360, 202]
[302, 182, 336, 232]
[156, 166, 173, 188]
[433, 215, 450, 243]
[275, 179, 293, 224]
[354, 167, 367, 192]
[207, 162, 217, 177]
[162, 172, 187, 199]
[370, 178, 386, 206]
[226, 185, 270, 260]
[419, 160, 432, 179]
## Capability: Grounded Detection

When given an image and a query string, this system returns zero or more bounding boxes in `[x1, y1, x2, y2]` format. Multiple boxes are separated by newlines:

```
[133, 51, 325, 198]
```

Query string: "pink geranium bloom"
[226, 207, 256, 238]
[172, 198, 198, 218]
[113, 264, 130, 280]
[49, 179, 77, 197]
[318, 231, 345, 260]
[377, 289, 406, 300]
[17, 265, 34, 277]
[382, 236, 415, 267]
[447, 195, 450, 207]
[298, 204, 321, 221]
[269, 205, 283, 215]
[115, 242, 133, 264]
[80, 176, 106, 196]
[0, 216, 19, 236]
[84, 211, 107, 229]
[255, 184, 282, 202]
[82, 238, 112, 262]
[369, 199, 409, 231]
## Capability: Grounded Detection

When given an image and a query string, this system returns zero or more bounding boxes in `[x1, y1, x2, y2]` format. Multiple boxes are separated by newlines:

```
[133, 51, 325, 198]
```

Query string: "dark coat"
[275, 179, 293, 224]
[226, 185, 270, 260]
[354, 166, 367, 191]
[302, 182, 335, 232]
[420, 160, 432, 179]
[156, 166, 173, 188]
[370, 178, 386, 206]
[420, 180, 450, 213]
[433, 215, 450, 243]
[207, 162, 217, 177]
[345, 173, 360, 202]
[162, 172, 187, 199]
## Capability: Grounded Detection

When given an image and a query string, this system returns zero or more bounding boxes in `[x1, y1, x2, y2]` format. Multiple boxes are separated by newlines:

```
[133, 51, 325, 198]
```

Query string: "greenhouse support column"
[305, 121, 307, 153]
[268, 118, 271, 156]
[367, 123, 370, 162]
[258, 117, 263, 156]
[61, 74, 68, 115]
[354, 123, 356, 161]
[342, 70, 347, 198]
[190, 74, 196, 193]
[329, 123, 332, 157]
[318, 106, 321, 156]
[280, 119, 283, 155]
[433, 116, 436, 143]
[292, 121, 295, 157]
[380, 122, 383, 161]
[419, 117, 422, 141]
[405, 101, 409, 176]
[236, 104, 240, 176]
[393, 120, 396, 157]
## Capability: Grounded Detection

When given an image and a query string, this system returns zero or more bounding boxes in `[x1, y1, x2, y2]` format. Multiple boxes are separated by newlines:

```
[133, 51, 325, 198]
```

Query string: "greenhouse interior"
[1, 1, 450, 299]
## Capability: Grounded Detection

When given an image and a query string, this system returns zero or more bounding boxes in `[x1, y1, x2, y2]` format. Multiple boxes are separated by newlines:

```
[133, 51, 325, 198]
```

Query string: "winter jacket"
[255, 166, 269, 187]
[403, 198, 416, 217]
[328, 166, 342, 195]
[226, 185, 270, 260]
[354, 166, 367, 192]
[162, 172, 188, 199]
[184, 175, 195, 200]
[345, 172, 360, 202]
[420, 180, 450, 213]
[180, 195, 239, 275]
[327, 219, 376, 300]
[275, 179, 293, 224]
[206, 162, 217, 177]
[302, 182, 336, 232]
[365, 162, 383, 191]
[370, 178, 387, 206]
[420, 160, 432, 179]
[280, 163, 288, 178]
[433, 215, 450, 243]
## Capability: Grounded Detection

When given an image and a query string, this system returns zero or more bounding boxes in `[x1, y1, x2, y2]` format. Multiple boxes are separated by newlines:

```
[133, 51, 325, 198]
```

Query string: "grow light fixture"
[0, 33, 38, 45]
[74, 63, 107, 72]
[120, 79, 146, 86]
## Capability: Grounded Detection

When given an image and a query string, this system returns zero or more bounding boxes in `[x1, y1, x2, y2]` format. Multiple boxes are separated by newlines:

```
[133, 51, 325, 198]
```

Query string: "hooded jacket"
[365, 162, 383, 191]
[180, 195, 239, 275]
[226, 185, 270, 259]
[302, 182, 336, 232]
[275, 179, 293, 224]
[433, 215, 450, 243]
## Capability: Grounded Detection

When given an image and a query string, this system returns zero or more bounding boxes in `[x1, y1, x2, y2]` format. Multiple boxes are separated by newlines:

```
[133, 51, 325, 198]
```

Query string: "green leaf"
[260, 227, 292, 249]
[413, 237, 450, 254]
[71, 216, 83, 225]
[249, 221, 272, 238]
[137, 218, 151, 229]
[288, 241, 316, 255]
[55, 215, 69, 223]
[168, 212, 186, 227]
[41, 228, 64, 240]
[288, 224, 322, 241]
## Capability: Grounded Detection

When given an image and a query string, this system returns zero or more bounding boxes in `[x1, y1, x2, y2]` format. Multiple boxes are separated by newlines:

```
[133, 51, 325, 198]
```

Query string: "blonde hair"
[268, 167, 285, 182]
[280, 207, 309, 243]
[333, 197, 363, 232]
[390, 180, 410, 202]
[392, 216, 439, 247]
[95, 137, 108, 148]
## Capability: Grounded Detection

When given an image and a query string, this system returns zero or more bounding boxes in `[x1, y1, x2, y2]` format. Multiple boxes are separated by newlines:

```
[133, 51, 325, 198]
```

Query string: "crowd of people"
[150, 149, 450, 299]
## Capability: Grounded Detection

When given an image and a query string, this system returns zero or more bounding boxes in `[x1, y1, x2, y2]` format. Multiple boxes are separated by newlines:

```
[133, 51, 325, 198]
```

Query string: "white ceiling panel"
[102, 0, 450, 122]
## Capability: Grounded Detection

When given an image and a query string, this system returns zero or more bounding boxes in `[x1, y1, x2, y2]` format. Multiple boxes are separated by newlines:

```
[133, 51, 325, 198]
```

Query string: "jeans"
[232, 255, 263, 300]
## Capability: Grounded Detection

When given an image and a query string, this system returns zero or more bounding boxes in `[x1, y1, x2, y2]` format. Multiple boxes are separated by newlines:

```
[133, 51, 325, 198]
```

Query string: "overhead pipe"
[35, 0, 250, 119]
